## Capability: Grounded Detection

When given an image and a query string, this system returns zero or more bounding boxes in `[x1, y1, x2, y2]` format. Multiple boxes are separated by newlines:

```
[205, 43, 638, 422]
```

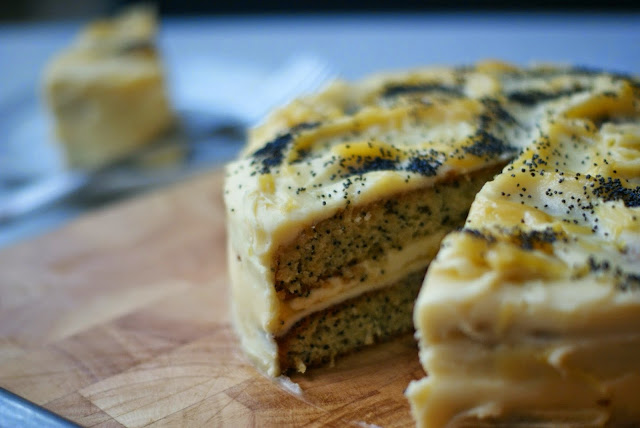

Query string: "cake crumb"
[355, 421, 382, 428]
[275, 375, 304, 396]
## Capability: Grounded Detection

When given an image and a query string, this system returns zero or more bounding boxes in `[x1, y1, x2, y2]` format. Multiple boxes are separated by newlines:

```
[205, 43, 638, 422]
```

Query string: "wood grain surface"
[0, 170, 424, 427]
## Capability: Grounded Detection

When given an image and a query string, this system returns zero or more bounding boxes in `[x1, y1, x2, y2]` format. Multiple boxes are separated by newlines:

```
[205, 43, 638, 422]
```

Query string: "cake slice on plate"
[43, 6, 174, 169]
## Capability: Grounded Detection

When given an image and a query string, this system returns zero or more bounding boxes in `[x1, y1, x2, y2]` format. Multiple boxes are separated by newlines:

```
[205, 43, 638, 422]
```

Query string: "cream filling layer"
[274, 230, 446, 336]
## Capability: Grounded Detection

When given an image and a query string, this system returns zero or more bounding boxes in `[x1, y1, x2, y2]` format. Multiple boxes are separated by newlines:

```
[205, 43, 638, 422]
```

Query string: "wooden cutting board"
[0, 170, 424, 427]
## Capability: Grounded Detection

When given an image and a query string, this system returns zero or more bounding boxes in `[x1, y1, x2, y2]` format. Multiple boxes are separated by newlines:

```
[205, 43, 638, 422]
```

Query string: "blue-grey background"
[1, 12, 639, 248]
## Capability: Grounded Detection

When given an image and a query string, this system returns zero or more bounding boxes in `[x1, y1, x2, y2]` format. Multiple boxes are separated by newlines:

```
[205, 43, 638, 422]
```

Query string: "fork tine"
[262, 65, 334, 118]
[261, 56, 331, 107]
[247, 54, 336, 125]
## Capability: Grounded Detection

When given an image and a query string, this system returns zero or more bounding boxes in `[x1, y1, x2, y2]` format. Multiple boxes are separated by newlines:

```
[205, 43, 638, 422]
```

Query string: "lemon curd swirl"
[225, 61, 640, 425]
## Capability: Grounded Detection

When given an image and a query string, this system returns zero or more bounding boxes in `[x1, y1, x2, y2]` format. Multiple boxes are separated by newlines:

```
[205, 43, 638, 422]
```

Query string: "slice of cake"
[407, 71, 640, 425]
[225, 61, 545, 376]
[43, 6, 174, 169]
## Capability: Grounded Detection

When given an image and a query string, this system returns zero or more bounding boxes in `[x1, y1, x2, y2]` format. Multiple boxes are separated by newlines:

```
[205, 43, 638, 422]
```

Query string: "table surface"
[1, 12, 639, 248]
[0, 169, 424, 428]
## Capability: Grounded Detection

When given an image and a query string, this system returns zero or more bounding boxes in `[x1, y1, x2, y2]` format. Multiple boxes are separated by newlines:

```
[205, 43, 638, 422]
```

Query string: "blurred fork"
[178, 54, 335, 135]
[0, 54, 337, 223]
[236, 54, 336, 126]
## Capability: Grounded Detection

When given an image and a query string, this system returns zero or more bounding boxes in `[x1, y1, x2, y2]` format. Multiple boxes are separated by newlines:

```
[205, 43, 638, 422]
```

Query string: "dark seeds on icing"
[463, 130, 516, 158]
[506, 87, 587, 106]
[345, 157, 398, 176]
[588, 256, 640, 292]
[463, 226, 561, 251]
[251, 121, 321, 173]
[481, 97, 521, 127]
[462, 228, 497, 243]
[512, 227, 561, 251]
[620, 273, 640, 291]
[592, 177, 640, 208]
[406, 156, 442, 177]
[381, 83, 464, 98]
[252, 132, 293, 174]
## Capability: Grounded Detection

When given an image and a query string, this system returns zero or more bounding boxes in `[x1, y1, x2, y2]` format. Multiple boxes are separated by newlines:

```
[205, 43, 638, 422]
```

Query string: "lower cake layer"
[277, 268, 426, 374]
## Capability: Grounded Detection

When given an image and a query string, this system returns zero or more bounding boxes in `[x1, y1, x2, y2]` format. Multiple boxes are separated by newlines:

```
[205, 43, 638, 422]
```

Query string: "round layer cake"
[224, 60, 640, 426]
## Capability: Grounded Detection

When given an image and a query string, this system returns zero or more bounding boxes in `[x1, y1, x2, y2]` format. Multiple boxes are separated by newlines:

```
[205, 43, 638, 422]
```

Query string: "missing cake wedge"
[407, 70, 640, 426]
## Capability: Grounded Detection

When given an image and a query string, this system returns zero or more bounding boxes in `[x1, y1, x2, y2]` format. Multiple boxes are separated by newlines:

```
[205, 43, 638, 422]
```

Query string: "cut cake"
[225, 61, 639, 427]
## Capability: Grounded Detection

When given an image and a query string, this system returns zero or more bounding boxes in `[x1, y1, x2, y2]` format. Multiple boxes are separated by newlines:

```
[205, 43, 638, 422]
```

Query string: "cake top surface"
[45, 6, 160, 82]
[225, 61, 640, 253]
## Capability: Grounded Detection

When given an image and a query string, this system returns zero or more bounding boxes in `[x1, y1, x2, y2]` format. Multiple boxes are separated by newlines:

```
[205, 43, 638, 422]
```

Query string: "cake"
[43, 7, 173, 170]
[407, 71, 640, 425]
[225, 62, 640, 426]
